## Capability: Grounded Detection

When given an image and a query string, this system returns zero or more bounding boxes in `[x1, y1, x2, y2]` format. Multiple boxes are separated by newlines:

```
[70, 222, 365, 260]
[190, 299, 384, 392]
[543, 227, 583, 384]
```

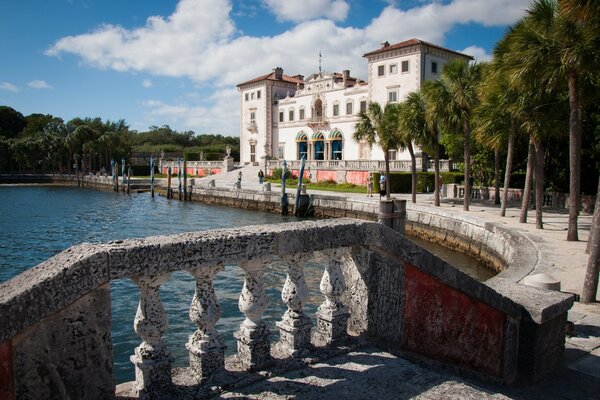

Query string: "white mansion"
[237, 39, 472, 167]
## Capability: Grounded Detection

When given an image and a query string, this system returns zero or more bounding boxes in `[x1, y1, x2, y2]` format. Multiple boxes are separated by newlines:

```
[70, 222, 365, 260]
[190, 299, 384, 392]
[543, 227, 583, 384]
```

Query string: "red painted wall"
[402, 264, 505, 377]
[0, 340, 14, 400]
[317, 170, 337, 182]
[346, 170, 369, 185]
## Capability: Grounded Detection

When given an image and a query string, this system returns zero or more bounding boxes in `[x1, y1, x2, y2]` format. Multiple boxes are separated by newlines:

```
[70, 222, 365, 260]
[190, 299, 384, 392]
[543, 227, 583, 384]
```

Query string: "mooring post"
[281, 160, 289, 215]
[178, 158, 182, 201]
[183, 160, 188, 201]
[294, 155, 306, 217]
[393, 199, 407, 234]
[167, 166, 172, 199]
[127, 167, 131, 194]
[115, 162, 119, 192]
[121, 158, 126, 192]
[111, 160, 116, 191]
[378, 199, 394, 229]
[150, 156, 155, 198]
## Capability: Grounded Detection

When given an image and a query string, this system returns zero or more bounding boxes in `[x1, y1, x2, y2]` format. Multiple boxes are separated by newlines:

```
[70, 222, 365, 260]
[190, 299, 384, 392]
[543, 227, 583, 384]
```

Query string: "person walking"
[236, 171, 242, 189]
[258, 169, 264, 184]
[366, 174, 373, 197]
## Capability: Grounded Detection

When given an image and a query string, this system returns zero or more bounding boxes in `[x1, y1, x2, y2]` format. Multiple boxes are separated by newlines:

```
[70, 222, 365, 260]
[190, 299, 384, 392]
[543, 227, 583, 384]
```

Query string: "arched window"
[296, 131, 308, 160]
[329, 129, 343, 160]
[312, 131, 325, 160]
[314, 99, 323, 120]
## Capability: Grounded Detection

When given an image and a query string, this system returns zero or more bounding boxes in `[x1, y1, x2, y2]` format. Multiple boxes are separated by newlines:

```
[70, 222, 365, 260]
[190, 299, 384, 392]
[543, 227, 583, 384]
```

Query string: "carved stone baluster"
[315, 248, 349, 345]
[130, 273, 173, 398]
[234, 258, 271, 370]
[186, 264, 225, 382]
[276, 254, 312, 357]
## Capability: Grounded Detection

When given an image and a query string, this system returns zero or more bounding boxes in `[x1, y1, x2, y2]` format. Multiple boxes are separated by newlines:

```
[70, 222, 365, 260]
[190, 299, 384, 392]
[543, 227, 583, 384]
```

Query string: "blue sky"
[0, 0, 530, 136]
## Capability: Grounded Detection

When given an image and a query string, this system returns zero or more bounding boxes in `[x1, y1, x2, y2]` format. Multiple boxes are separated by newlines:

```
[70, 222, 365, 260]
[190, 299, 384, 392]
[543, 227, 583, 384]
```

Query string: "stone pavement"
[189, 165, 600, 399]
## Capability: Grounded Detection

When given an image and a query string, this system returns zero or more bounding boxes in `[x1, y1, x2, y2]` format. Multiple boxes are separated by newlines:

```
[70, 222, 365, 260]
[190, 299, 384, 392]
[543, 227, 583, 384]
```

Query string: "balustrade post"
[277, 254, 312, 357]
[315, 249, 349, 345]
[234, 258, 272, 370]
[186, 264, 225, 382]
[130, 273, 173, 398]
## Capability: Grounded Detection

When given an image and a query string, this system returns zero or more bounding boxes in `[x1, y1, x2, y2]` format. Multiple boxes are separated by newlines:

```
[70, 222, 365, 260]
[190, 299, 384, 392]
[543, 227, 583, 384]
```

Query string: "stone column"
[315, 249, 349, 345]
[130, 273, 173, 399]
[277, 254, 312, 357]
[186, 264, 225, 382]
[234, 258, 272, 370]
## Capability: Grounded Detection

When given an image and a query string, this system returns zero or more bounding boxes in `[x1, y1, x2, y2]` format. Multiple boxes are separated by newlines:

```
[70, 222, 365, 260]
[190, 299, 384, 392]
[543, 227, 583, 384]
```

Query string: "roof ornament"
[318, 51, 322, 76]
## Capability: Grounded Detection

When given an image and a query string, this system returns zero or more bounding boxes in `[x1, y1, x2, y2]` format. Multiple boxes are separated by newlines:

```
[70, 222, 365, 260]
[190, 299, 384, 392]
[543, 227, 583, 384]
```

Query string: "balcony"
[246, 121, 258, 132]
[306, 116, 328, 128]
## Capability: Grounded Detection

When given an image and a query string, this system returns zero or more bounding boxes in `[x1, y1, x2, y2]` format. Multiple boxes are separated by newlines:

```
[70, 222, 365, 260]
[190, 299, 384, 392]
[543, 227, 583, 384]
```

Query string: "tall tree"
[354, 102, 402, 199]
[430, 60, 483, 211]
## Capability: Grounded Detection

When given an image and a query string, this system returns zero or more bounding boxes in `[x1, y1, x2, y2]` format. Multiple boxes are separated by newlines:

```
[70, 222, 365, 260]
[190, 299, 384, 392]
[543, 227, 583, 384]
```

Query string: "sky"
[0, 0, 532, 137]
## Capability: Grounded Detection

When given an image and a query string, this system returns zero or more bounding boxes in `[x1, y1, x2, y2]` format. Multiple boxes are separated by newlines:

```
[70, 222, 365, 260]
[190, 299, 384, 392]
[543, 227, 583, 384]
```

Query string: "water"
[0, 185, 490, 384]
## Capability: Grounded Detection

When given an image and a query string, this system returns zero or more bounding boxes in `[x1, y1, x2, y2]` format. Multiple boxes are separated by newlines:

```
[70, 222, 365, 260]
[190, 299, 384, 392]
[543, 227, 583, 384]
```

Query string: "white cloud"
[142, 88, 240, 135]
[142, 79, 153, 88]
[262, 0, 349, 22]
[45, 0, 529, 134]
[0, 82, 19, 92]
[28, 80, 53, 89]
[461, 45, 492, 63]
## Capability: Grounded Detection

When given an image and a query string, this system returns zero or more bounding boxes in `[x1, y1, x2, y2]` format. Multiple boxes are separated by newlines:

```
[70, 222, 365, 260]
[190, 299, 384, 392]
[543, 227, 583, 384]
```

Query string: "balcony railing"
[306, 116, 328, 127]
[246, 121, 258, 131]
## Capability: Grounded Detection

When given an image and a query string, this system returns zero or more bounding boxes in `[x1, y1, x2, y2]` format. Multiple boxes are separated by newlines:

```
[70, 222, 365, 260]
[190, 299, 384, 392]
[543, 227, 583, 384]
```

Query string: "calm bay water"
[0, 185, 490, 384]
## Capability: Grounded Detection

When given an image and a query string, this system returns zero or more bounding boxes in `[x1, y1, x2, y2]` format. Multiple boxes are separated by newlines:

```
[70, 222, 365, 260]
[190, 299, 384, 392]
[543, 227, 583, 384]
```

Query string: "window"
[388, 90, 397, 103]
[401, 60, 409, 73]
[388, 149, 397, 160]
[250, 144, 256, 163]
[360, 100, 367, 113]
[378, 65, 385, 77]
[346, 101, 353, 115]
[245, 93, 249, 101]
[289, 109, 294, 121]
[333, 104, 339, 117]
[279, 111, 284, 123]
[431, 62, 438, 74]
[257, 90, 261, 99]
[389, 63, 398, 74]
[278, 144, 285, 159]
[250, 111, 256, 121]
[251, 92, 255, 100]
[299, 108, 305, 120]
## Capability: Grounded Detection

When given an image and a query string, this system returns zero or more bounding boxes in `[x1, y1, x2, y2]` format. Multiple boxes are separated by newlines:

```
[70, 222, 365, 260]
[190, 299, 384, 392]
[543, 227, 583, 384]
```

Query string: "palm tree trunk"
[567, 72, 582, 241]
[582, 175, 600, 302]
[501, 123, 516, 217]
[586, 184, 600, 254]
[384, 152, 391, 200]
[463, 121, 471, 211]
[494, 148, 501, 205]
[520, 138, 535, 223]
[408, 144, 416, 203]
[534, 139, 545, 229]
[434, 141, 441, 207]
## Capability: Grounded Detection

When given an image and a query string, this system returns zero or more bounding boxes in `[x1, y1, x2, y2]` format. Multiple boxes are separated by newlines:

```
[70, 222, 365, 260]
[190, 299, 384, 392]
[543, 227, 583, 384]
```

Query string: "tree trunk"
[463, 121, 471, 211]
[586, 184, 600, 254]
[408, 144, 416, 203]
[501, 123, 516, 217]
[534, 139, 545, 229]
[582, 176, 600, 302]
[567, 72, 582, 241]
[384, 152, 391, 200]
[434, 140, 441, 207]
[520, 138, 535, 224]
[494, 147, 501, 205]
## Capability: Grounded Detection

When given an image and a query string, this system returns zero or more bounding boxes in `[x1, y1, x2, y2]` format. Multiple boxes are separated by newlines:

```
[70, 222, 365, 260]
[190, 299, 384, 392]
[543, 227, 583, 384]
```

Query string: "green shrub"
[184, 152, 200, 161]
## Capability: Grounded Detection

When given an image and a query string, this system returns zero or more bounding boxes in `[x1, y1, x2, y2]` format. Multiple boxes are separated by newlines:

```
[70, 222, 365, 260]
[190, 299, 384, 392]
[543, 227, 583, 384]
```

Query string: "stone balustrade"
[0, 219, 574, 399]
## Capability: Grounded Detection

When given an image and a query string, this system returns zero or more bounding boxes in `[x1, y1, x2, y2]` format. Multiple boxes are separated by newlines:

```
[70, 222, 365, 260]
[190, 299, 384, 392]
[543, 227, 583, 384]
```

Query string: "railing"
[267, 159, 451, 172]
[0, 219, 573, 399]
[246, 121, 258, 131]
[306, 116, 328, 126]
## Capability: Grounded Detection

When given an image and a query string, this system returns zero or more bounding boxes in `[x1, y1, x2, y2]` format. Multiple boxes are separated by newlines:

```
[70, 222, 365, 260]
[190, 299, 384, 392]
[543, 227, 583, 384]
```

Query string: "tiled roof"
[237, 72, 304, 87]
[363, 38, 473, 60]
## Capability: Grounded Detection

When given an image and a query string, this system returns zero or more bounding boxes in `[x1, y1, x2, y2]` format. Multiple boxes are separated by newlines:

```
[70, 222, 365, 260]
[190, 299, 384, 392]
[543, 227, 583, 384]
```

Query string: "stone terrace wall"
[0, 219, 574, 399]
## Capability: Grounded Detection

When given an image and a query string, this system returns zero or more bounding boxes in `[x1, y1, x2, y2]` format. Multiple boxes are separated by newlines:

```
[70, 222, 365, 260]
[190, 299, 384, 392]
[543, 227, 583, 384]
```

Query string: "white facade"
[238, 39, 472, 164]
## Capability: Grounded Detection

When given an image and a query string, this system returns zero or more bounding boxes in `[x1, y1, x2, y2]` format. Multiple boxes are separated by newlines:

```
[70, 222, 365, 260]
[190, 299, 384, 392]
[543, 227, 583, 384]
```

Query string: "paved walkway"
[189, 165, 600, 399]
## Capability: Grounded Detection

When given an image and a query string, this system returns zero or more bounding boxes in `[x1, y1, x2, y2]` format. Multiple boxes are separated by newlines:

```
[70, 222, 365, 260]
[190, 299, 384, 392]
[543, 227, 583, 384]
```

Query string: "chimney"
[342, 70, 350, 87]
[273, 67, 283, 80]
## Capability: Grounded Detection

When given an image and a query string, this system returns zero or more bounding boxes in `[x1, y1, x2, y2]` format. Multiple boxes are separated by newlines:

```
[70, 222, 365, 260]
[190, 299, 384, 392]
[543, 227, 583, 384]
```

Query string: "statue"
[225, 145, 231, 158]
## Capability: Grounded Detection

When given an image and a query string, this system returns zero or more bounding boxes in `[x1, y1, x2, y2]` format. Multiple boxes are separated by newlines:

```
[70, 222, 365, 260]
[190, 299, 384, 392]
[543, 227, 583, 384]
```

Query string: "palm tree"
[430, 60, 483, 211]
[399, 91, 430, 204]
[354, 102, 402, 200]
[499, 0, 600, 240]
